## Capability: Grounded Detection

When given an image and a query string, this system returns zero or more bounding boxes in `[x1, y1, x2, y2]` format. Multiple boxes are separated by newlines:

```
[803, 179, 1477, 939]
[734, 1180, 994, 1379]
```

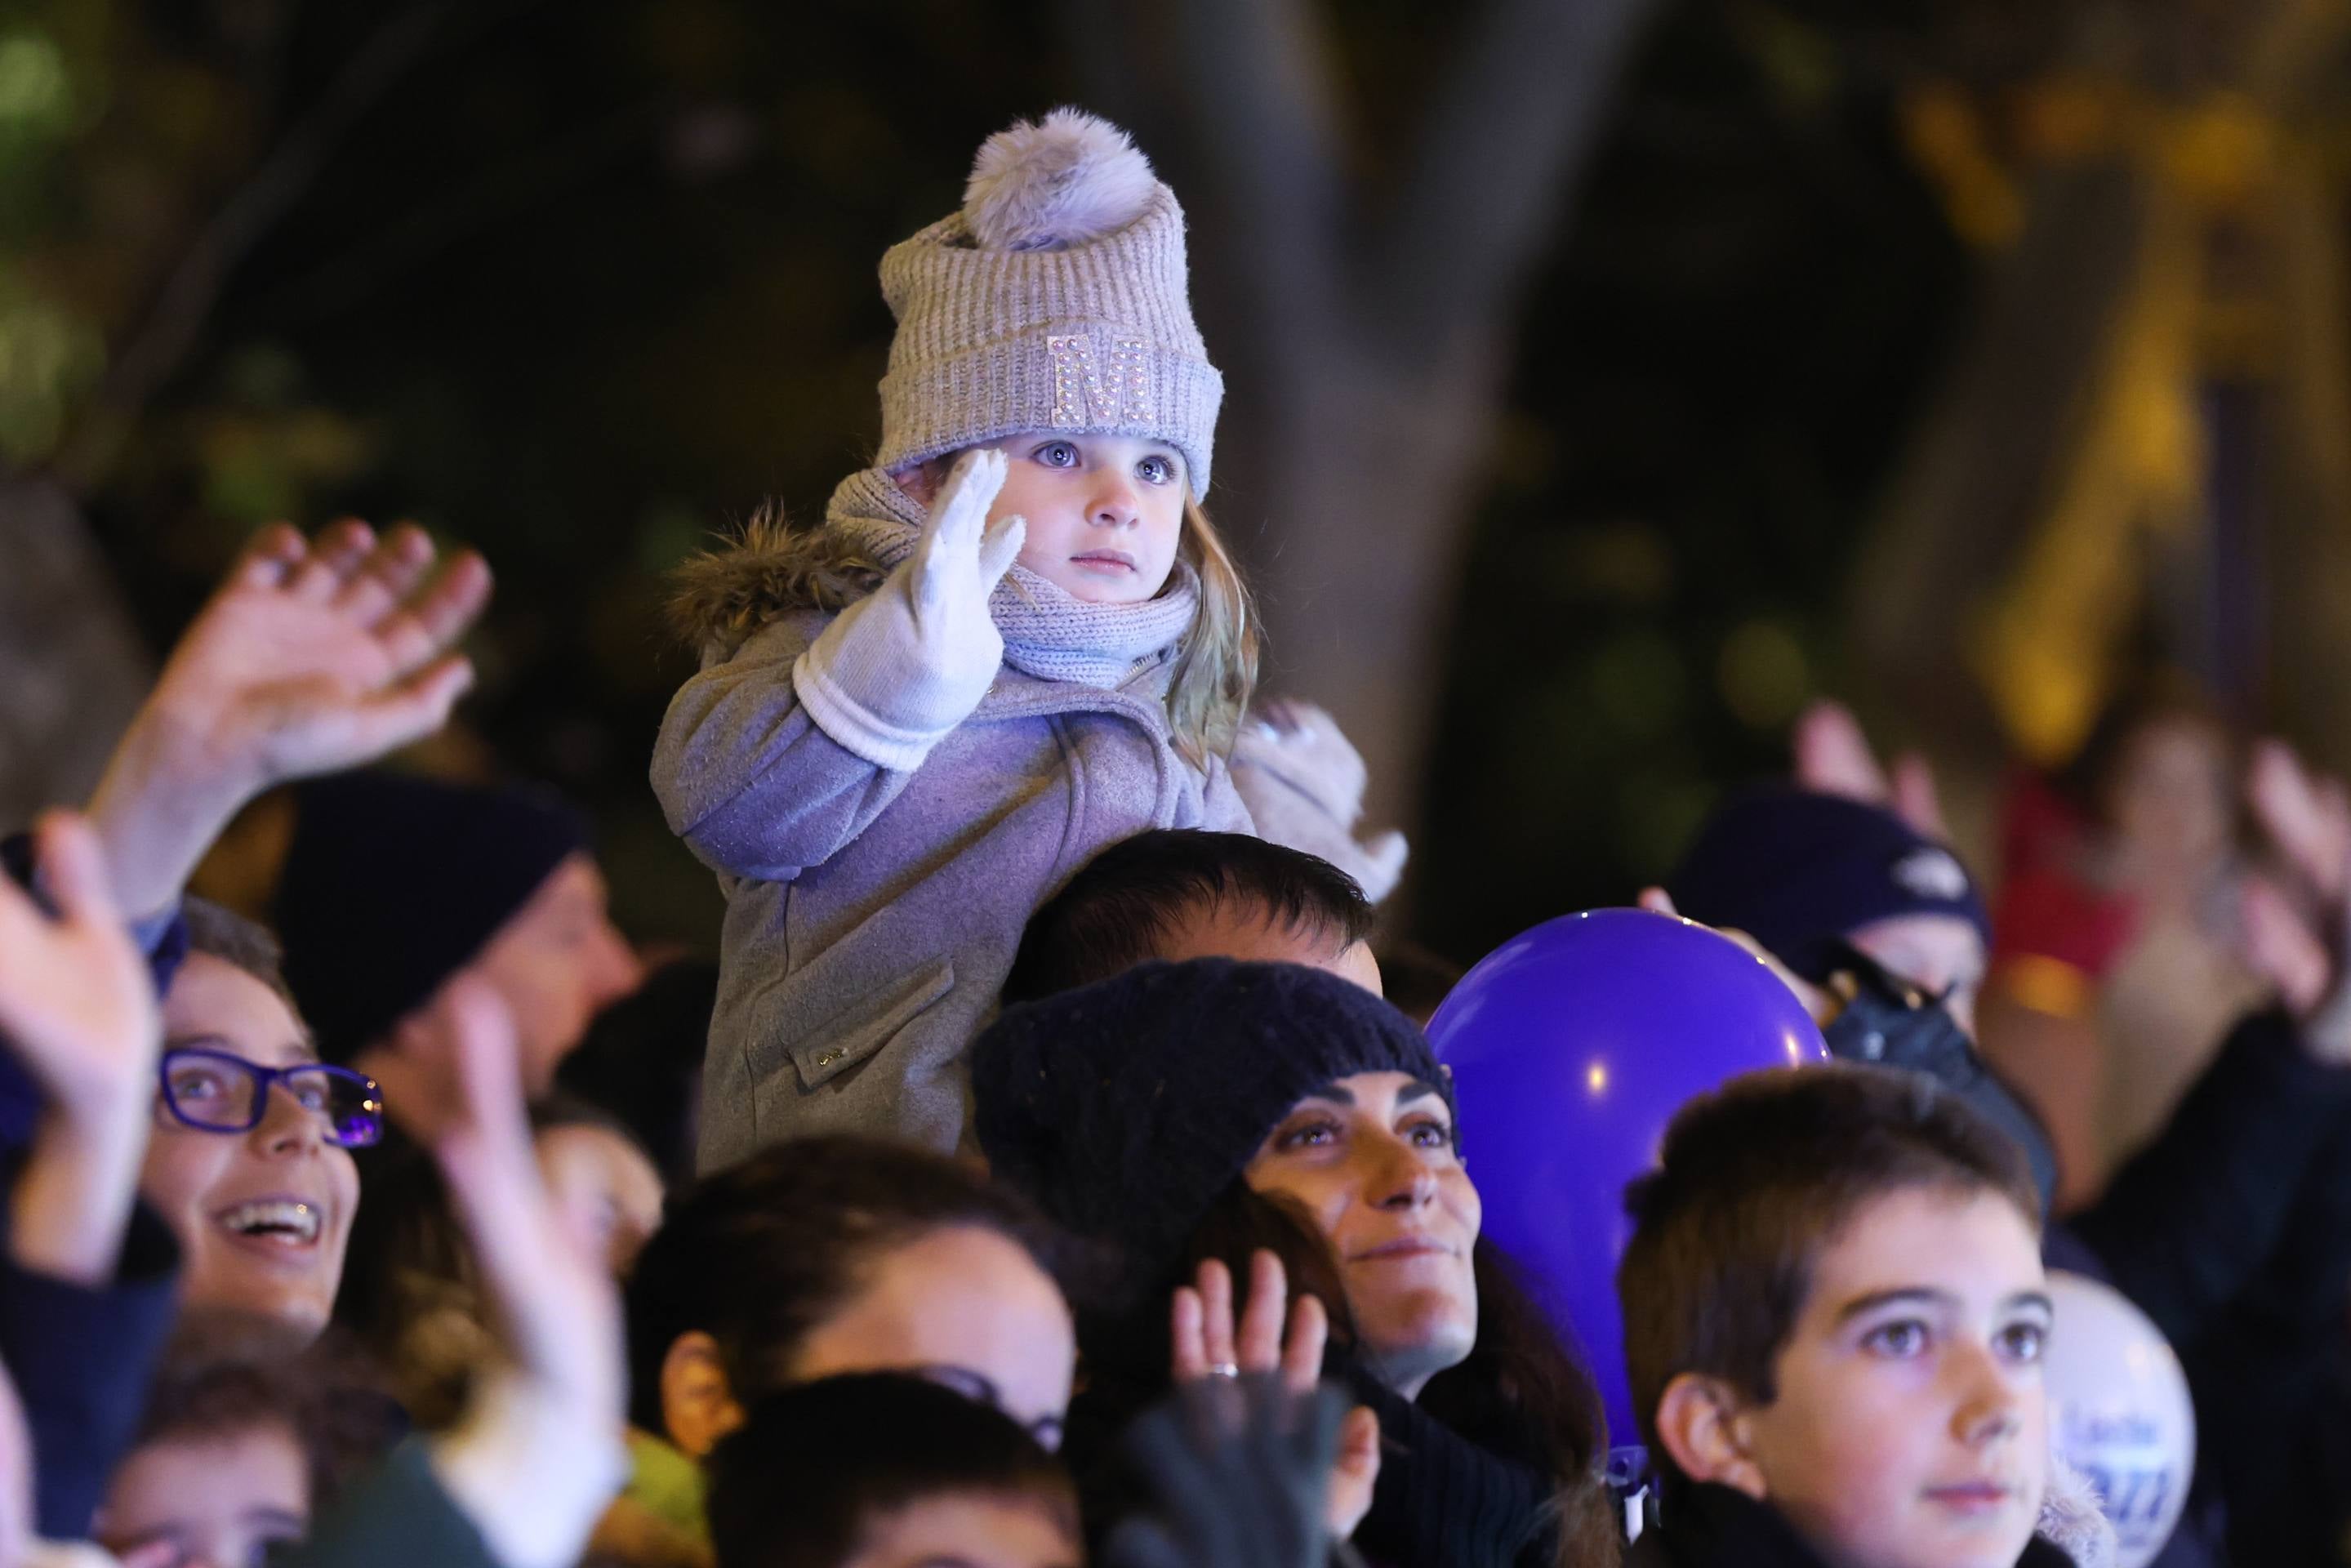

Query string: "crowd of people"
[5, 105, 2351, 1568]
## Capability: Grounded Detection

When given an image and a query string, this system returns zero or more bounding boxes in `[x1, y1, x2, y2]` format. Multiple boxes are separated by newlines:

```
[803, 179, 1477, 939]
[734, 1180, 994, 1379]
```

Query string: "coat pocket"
[786, 956, 956, 1091]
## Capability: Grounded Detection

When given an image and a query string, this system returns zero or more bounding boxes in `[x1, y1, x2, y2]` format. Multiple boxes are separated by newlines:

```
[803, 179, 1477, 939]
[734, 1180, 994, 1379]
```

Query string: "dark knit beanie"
[1665, 786, 1991, 984]
[270, 771, 588, 1062]
[972, 958, 1449, 1296]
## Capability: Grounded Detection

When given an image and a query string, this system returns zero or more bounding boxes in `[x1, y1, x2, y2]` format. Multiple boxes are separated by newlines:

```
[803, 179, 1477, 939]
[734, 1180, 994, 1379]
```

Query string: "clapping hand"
[87, 519, 491, 919]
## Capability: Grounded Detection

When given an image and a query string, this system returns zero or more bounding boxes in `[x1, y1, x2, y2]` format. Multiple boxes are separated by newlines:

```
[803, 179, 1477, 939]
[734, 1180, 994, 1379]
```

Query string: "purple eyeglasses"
[157, 1047, 385, 1149]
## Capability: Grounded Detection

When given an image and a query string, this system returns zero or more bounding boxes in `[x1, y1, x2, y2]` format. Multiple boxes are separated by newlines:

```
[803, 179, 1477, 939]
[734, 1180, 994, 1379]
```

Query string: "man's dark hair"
[1004, 830, 1374, 1004]
[623, 1136, 1064, 1435]
[1617, 1064, 2040, 1492]
[706, 1372, 1076, 1568]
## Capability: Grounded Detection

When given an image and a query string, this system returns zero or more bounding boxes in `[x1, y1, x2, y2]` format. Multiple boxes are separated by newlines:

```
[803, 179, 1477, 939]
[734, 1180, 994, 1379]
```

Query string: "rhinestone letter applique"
[1047, 333, 1151, 426]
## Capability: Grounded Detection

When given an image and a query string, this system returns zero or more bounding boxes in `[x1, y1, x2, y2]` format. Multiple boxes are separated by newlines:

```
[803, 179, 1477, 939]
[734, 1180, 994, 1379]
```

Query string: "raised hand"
[1172, 1251, 1380, 1542]
[421, 975, 621, 1415]
[87, 519, 492, 918]
[910, 448, 1026, 635]
[0, 813, 162, 1284]
[2238, 740, 2351, 1058]
[792, 449, 1026, 771]
[1792, 700, 1948, 840]
[412, 973, 628, 1568]
[0, 813, 158, 1125]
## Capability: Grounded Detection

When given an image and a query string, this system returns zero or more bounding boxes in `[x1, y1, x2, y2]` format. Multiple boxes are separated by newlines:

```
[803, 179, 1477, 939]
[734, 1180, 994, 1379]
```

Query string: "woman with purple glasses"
[137, 900, 382, 1349]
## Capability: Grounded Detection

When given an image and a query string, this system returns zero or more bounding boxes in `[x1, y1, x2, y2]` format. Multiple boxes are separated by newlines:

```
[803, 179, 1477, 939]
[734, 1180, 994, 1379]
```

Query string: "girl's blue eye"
[1138, 454, 1174, 485]
[1035, 441, 1080, 468]
[1861, 1319, 1930, 1358]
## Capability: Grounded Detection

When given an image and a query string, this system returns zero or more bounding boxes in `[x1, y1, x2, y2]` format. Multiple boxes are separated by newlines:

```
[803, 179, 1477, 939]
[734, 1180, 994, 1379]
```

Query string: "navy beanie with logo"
[972, 958, 1449, 1299]
[1665, 787, 1991, 984]
[270, 770, 588, 1062]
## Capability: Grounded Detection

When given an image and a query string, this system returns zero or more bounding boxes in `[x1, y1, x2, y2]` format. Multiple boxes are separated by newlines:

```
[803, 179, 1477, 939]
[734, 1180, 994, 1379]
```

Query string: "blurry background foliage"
[3, 0, 2235, 963]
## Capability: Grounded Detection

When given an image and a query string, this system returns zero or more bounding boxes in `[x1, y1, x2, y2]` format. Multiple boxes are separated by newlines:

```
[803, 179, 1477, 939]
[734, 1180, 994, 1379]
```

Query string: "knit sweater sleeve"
[651, 612, 923, 882]
[2068, 1008, 2351, 1350]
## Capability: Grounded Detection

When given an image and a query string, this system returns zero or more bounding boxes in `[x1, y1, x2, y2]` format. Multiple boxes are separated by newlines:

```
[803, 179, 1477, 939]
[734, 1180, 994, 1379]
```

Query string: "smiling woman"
[973, 959, 1616, 1568]
[139, 900, 363, 1348]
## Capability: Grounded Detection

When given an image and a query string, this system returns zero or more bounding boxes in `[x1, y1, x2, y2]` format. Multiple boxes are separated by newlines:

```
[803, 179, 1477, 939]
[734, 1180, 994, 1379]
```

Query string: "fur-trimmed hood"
[665, 510, 885, 663]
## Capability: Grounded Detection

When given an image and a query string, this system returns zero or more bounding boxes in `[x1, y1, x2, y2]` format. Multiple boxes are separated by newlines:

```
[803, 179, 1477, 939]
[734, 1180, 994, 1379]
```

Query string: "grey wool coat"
[653, 530, 1252, 1168]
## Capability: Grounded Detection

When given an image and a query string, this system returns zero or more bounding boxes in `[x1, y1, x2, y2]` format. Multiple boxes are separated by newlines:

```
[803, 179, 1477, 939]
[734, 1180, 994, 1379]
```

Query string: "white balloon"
[2043, 1271, 2197, 1568]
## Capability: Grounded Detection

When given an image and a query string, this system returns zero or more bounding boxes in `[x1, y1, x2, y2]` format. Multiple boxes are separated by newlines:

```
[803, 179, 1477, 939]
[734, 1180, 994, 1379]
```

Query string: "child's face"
[1734, 1186, 2050, 1568]
[99, 1422, 310, 1568]
[535, 1120, 665, 1276]
[144, 954, 360, 1343]
[979, 432, 1187, 604]
[844, 1492, 1079, 1568]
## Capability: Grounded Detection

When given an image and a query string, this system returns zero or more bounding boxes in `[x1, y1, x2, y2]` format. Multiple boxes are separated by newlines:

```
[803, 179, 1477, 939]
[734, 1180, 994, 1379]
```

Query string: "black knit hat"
[270, 771, 588, 1062]
[971, 959, 1449, 1294]
[1666, 786, 1991, 984]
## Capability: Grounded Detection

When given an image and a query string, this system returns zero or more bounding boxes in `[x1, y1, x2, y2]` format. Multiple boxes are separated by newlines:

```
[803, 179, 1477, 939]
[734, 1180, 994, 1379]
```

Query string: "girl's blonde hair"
[668, 484, 1258, 769]
[1166, 493, 1258, 768]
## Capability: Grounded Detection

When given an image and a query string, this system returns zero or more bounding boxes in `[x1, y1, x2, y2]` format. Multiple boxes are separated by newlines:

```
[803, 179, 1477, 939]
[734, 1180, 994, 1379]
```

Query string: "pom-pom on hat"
[971, 959, 1448, 1299]
[875, 108, 1223, 495]
[1665, 787, 1993, 985]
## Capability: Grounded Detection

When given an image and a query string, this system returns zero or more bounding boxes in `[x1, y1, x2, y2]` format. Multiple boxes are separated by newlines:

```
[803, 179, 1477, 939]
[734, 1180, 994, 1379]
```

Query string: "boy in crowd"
[1617, 1066, 2091, 1568]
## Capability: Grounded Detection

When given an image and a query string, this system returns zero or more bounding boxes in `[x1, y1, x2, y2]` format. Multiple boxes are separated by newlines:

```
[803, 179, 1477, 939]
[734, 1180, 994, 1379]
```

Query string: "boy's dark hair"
[1617, 1065, 2040, 1490]
[179, 896, 304, 1015]
[1004, 830, 1374, 1004]
[132, 1314, 393, 1508]
[623, 1136, 1064, 1434]
[706, 1372, 1076, 1568]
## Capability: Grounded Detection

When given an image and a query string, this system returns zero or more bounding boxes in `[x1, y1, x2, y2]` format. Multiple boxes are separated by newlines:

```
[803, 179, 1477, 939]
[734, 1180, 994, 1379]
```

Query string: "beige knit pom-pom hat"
[875, 108, 1223, 495]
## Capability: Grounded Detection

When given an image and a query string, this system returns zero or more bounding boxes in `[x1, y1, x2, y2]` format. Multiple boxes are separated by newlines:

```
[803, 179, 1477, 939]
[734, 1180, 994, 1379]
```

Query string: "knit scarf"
[826, 467, 1200, 691]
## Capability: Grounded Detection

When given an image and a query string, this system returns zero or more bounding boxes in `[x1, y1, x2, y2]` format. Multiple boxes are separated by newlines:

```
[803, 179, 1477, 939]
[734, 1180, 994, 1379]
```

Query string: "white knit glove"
[792, 448, 1027, 771]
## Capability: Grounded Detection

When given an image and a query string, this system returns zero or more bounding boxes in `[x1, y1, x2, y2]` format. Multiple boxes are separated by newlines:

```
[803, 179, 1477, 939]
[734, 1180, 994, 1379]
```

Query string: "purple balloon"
[1427, 908, 1828, 1450]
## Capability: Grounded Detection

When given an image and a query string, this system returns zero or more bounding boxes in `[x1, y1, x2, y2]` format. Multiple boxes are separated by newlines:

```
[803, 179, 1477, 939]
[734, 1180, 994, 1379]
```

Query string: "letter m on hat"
[1047, 332, 1151, 426]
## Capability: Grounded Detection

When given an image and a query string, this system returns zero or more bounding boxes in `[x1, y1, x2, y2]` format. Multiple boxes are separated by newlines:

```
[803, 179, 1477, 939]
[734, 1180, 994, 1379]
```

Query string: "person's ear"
[660, 1330, 745, 1458]
[1654, 1373, 1769, 1499]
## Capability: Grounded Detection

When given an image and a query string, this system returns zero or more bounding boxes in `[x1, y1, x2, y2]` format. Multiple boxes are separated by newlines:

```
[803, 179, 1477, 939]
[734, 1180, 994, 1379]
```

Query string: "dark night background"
[19, 0, 2311, 967]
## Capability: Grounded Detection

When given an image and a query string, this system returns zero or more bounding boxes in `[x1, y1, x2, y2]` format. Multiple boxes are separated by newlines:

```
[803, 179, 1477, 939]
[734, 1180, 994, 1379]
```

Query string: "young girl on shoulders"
[657, 109, 1289, 1163]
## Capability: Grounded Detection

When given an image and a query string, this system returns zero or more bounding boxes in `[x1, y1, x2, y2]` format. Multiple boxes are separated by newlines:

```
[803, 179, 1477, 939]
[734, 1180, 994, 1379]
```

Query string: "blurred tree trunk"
[0, 2, 460, 827]
[0, 483, 149, 827]
[1067, 0, 1661, 858]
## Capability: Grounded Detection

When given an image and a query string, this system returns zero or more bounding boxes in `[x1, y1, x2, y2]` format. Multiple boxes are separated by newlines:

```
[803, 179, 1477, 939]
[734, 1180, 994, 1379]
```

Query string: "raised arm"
[652, 452, 1021, 881]
[83, 519, 490, 923]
